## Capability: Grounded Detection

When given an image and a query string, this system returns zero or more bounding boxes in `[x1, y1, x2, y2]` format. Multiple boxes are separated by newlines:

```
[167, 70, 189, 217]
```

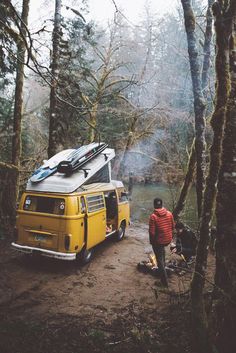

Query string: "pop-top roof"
[26, 148, 115, 194]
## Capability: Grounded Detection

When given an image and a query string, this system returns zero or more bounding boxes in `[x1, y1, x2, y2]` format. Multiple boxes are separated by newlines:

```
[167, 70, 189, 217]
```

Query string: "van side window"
[118, 190, 129, 202]
[80, 196, 86, 214]
[86, 195, 104, 213]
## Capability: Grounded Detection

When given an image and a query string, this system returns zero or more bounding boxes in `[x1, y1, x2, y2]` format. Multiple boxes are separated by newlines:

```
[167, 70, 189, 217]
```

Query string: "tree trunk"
[0, 162, 19, 224]
[88, 102, 99, 143]
[117, 114, 138, 179]
[48, 0, 61, 158]
[191, 2, 233, 351]
[214, 4, 236, 352]
[181, 0, 207, 218]
[172, 140, 196, 220]
[128, 172, 134, 198]
[9, 0, 30, 219]
[175, 0, 213, 221]
[12, 0, 30, 166]
[201, 0, 214, 95]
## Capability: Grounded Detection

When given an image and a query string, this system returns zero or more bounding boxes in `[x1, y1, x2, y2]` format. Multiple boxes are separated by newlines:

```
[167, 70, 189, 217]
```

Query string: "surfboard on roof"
[30, 142, 108, 183]
[27, 147, 115, 194]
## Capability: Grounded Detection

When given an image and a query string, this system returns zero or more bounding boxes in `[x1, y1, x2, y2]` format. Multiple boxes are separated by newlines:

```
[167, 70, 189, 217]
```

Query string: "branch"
[104, 77, 135, 91]
[117, 95, 138, 109]
[0, 20, 22, 44]
[0, 161, 19, 171]
[4, 0, 33, 65]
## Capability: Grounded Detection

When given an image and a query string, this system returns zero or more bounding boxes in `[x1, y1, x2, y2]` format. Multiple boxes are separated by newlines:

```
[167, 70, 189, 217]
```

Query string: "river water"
[129, 183, 198, 229]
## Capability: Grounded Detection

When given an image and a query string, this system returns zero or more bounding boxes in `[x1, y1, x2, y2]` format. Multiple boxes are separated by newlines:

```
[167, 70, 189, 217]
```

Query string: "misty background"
[0, 0, 214, 185]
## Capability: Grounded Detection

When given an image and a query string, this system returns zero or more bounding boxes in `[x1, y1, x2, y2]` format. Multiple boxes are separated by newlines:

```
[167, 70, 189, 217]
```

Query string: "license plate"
[35, 234, 47, 241]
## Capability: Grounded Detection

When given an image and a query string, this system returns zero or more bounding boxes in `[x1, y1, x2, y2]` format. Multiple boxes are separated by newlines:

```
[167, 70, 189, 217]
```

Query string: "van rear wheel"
[115, 222, 126, 241]
[78, 247, 94, 264]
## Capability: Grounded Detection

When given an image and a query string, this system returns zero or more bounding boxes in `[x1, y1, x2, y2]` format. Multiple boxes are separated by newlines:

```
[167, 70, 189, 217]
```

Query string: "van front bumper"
[11, 242, 76, 261]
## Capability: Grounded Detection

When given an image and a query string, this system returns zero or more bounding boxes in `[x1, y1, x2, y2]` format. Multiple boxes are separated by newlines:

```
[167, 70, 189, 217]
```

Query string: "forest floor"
[0, 222, 215, 353]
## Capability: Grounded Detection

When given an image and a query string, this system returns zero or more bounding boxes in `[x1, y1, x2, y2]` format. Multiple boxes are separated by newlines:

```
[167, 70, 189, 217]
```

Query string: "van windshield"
[23, 195, 65, 215]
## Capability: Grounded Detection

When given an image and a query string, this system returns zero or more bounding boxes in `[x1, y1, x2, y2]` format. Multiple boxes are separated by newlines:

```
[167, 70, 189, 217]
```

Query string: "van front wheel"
[115, 223, 126, 241]
[78, 247, 94, 264]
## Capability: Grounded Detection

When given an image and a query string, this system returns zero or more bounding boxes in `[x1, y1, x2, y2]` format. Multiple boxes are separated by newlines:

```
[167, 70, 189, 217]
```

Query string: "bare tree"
[172, 139, 196, 220]
[78, 31, 134, 143]
[0, 0, 30, 223]
[48, 0, 62, 158]
[60, 17, 135, 144]
[174, 0, 214, 221]
[11, 0, 30, 207]
[201, 0, 214, 95]
[12, 0, 30, 168]
[181, 0, 207, 218]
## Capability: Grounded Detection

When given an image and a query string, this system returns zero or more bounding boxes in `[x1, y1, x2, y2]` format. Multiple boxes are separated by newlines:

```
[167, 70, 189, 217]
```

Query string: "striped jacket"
[149, 208, 174, 245]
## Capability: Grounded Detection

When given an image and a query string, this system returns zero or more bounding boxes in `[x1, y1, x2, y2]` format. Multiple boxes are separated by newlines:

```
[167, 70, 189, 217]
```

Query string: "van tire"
[78, 247, 94, 264]
[115, 222, 126, 241]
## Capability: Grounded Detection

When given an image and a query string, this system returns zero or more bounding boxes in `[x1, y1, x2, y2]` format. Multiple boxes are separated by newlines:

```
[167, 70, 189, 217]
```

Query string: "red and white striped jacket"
[149, 207, 174, 245]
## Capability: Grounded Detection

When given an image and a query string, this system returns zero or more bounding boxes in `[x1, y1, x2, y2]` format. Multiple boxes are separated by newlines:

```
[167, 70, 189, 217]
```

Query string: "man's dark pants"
[152, 244, 168, 287]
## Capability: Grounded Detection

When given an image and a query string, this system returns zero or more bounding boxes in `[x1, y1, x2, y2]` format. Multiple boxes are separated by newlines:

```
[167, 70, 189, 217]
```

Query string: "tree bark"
[191, 2, 233, 351]
[173, 0, 214, 221]
[117, 114, 138, 179]
[11, 0, 30, 206]
[88, 101, 99, 143]
[201, 0, 214, 95]
[172, 140, 196, 220]
[0, 162, 19, 224]
[214, 4, 236, 352]
[11, 0, 30, 165]
[181, 0, 207, 218]
[48, 0, 61, 158]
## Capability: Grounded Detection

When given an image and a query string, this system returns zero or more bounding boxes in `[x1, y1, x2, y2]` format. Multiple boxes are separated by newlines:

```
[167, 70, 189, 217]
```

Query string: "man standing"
[149, 198, 174, 287]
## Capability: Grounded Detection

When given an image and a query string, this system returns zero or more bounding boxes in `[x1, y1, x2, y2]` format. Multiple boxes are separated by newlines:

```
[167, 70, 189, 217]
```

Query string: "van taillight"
[14, 227, 18, 241]
[64, 235, 70, 250]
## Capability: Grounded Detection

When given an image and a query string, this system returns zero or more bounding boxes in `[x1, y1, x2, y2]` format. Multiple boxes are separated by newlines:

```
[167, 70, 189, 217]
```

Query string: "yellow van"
[12, 181, 130, 263]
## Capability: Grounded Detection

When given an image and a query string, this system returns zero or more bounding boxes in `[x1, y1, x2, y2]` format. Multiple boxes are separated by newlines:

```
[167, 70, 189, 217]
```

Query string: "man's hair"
[154, 198, 162, 209]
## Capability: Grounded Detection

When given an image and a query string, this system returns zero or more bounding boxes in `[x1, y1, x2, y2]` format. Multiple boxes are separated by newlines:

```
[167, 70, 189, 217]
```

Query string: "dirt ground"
[0, 222, 215, 353]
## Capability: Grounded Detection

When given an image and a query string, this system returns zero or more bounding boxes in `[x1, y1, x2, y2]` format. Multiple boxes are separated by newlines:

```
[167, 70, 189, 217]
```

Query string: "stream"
[129, 183, 198, 229]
